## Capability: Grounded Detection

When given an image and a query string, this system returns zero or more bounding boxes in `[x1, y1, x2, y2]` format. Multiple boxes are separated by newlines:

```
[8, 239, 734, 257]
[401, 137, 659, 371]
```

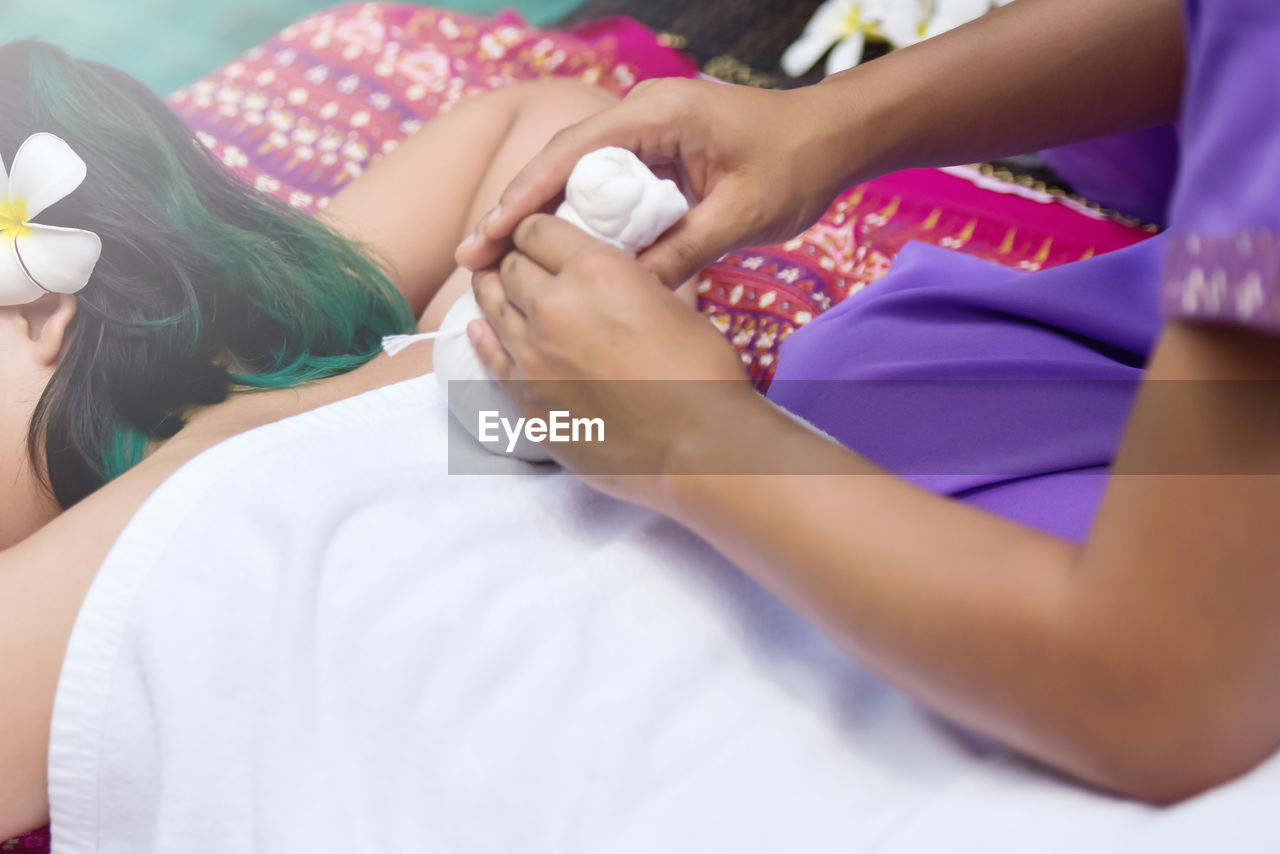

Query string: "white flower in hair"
[0, 133, 103, 306]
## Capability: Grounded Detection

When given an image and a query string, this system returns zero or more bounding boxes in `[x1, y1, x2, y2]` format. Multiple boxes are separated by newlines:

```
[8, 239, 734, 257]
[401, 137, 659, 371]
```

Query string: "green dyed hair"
[0, 40, 414, 507]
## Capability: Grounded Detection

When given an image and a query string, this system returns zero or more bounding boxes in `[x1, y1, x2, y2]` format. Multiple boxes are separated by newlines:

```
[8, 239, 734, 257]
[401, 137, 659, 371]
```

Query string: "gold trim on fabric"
[657, 31, 688, 50]
[973, 163, 1160, 233]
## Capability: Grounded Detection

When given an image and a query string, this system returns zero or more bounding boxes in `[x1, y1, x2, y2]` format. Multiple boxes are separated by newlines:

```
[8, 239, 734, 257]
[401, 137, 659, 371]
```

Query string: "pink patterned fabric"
[165, 3, 695, 215]
[700, 167, 1153, 387]
[0, 830, 49, 851]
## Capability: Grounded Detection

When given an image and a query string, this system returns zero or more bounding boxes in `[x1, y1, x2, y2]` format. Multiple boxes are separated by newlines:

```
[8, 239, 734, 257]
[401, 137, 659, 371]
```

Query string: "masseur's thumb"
[636, 190, 747, 287]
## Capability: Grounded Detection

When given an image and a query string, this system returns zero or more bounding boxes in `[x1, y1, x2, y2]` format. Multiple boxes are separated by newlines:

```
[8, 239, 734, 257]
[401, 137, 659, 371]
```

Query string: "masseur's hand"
[455, 78, 851, 286]
[470, 213, 761, 505]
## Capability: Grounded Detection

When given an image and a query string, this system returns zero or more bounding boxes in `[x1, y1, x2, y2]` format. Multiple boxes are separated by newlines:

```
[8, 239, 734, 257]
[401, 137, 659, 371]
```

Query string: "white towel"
[48, 374, 1280, 853]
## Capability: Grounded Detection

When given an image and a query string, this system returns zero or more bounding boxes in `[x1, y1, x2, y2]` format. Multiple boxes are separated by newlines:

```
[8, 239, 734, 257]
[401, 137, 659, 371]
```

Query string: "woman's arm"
[323, 79, 617, 316]
[0, 486, 157, 839]
[0, 552, 80, 839]
[473, 215, 1280, 805]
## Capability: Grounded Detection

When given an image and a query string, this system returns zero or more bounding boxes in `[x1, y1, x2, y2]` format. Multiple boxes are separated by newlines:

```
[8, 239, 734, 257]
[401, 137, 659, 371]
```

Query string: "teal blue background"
[0, 0, 586, 95]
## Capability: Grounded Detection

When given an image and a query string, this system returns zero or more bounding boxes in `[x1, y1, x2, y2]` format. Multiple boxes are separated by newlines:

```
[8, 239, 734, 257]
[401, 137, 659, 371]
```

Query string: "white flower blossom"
[783, 0, 1012, 77]
[782, 0, 927, 77]
[0, 134, 102, 306]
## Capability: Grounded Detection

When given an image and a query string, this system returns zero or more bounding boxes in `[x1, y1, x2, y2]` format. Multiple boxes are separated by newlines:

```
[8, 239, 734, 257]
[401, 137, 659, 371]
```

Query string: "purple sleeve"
[1162, 0, 1280, 334]
[1040, 126, 1179, 227]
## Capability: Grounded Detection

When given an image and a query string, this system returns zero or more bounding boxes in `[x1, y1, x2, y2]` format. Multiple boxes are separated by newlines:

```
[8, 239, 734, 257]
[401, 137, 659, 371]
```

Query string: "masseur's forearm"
[805, 0, 1185, 186]
[657, 359, 1272, 804]
[660, 404, 1103, 788]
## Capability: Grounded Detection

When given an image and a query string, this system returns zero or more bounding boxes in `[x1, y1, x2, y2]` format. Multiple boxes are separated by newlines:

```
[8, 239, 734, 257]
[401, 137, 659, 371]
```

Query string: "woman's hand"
[468, 212, 761, 507]
[455, 78, 854, 287]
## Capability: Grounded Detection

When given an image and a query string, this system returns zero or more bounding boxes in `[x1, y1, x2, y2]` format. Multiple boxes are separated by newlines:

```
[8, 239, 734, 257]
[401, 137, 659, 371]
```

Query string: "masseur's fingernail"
[456, 231, 478, 254]
[481, 204, 503, 234]
[466, 319, 485, 344]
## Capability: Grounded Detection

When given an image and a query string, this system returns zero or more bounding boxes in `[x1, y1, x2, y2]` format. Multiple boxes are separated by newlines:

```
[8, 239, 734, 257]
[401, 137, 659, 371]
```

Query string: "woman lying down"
[0, 36, 1276, 854]
[0, 39, 635, 842]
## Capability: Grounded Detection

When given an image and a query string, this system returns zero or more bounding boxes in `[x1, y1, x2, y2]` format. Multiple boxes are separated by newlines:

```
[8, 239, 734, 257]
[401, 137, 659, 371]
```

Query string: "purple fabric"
[768, 238, 1162, 542]
[769, 0, 1277, 541]
[1040, 126, 1180, 227]
[1161, 0, 1280, 333]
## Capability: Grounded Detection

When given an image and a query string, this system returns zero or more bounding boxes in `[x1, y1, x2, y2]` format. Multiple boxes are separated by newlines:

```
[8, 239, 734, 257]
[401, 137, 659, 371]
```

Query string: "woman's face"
[0, 296, 75, 548]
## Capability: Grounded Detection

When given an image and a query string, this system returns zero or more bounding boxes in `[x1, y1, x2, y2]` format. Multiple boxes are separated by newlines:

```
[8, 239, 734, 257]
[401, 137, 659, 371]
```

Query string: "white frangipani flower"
[865, 0, 930, 51]
[783, 0, 1014, 78]
[781, 0, 928, 77]
[0, 133, 103, 306]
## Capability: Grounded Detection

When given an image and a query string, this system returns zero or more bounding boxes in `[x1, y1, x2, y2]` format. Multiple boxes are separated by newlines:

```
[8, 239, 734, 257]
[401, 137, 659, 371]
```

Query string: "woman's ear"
[18, 294, 78, 367]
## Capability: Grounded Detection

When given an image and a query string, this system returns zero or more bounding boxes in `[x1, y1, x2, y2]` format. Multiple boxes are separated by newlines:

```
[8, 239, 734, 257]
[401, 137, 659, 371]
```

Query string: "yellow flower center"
[0, 198, 32, 241]
[839, 6, 864, 36]
[841, 5, 888, 42]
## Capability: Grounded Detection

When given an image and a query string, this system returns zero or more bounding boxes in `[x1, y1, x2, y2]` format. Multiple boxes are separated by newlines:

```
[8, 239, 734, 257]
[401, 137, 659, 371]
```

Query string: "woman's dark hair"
[0, 40, 414, 508]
